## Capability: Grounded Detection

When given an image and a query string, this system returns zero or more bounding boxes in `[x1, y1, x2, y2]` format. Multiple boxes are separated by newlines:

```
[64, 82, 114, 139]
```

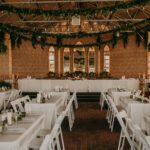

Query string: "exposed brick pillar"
[55, 48, 58, 74]
[147, 32, 150, 78]
[5, 33, 12, 79]
[100, 46, 104, 73]
[59, 48, 64, 75]
[70, 48, 74, 72]
[97, 47, 100, 75]
[95, 47, 100, 75]
[85, 48, 89, 73]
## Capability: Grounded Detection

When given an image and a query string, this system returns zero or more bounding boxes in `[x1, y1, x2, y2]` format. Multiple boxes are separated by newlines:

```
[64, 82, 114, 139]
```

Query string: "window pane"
[49, 47, 55, 72]
[89, 48, 95, 72]
[74, 48, 85, 72]
[64, 49, 70, 73]
[104, 45, 110, 72]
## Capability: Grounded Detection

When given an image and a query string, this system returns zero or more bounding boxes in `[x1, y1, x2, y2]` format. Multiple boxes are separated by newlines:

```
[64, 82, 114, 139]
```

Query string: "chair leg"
[67, 111, 73, 131]
[55, 134, 61, 150]
[100, 99, 104, 110]
[59, 128, 65, 150]
[106, 106, 110, 121]
[118, 130, 125, 150]
[74, 98, 78, 109]
[110, 114, 115, 132]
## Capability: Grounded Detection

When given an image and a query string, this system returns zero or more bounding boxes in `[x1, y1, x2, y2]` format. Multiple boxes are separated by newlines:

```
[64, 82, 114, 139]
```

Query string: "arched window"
[64, 48, 70, 73]
[49, 46, 55, 72]
[74, 42, 85, 72]
[104, 45, 110, 72]
[89, 47, 95, 73]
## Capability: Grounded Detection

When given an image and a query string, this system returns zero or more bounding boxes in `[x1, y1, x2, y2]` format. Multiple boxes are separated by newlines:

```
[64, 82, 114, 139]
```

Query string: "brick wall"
[110, 35, 147, 78]
[0, 35, 148, 79]
[0, 51, 9, 79]
[12, 40, 49, 78]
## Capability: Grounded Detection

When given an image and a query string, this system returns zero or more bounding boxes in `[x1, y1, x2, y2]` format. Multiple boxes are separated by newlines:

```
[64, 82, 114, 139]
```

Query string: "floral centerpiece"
[0, 81, 12, 91]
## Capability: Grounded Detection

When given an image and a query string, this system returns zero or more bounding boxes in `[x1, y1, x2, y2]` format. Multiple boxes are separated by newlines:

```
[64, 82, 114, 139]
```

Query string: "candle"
[7, 112, 12, 125]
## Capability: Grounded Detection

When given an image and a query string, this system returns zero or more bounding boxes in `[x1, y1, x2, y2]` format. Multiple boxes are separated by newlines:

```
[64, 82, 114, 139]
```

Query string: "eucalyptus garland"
[0, 18, 149, 51]
[0, 42, 7, 53]
[112, 32, 118, 48]
[122, 32, 129, 48]
[135, 32, 142, 47]
[0, 0, 149, 17]
[0, 18, 149, 40]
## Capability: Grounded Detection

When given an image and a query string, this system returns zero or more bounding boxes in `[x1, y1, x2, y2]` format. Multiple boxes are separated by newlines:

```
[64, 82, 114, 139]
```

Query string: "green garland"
[0, 31, 7, 52]
[0, 0, 149, 17]
[136, 32, 142, 47]
[0, 17, 149, 51]
[0, 18, 150, 39]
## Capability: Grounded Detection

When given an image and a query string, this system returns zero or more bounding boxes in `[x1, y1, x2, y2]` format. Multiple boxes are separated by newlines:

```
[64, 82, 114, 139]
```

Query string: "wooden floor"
[62, 102, 129, 150]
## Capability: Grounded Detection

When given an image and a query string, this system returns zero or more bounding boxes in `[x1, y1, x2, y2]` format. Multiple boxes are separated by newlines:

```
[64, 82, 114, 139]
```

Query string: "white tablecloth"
[125, 103, 150, 131]
[18, 79, 139, 92]
[25, 95, 65, 129]
[109, 91, 131, 105]
[118, 97, 150, 132]
[0, 113, 45, 150]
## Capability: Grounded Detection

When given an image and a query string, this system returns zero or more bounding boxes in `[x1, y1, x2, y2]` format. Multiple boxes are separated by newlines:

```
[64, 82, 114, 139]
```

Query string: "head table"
[18, 79, 139, 92]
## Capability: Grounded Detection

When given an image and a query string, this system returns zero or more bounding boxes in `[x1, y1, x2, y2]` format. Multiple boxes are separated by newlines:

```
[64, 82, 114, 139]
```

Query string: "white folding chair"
[4, 90, 21, 110]
[116, 113, 134, 150]
[11, 98, 24, 112]
[100, 92, 109, 110]
[73, 92, 78, 109]
[106, 95, 124, 132]
[29, 112, 66, 150]
[57, 92, 76, 131]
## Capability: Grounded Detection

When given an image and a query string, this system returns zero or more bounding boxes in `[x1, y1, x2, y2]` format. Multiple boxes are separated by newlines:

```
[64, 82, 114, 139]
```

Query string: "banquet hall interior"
[1, 0, 150, 150]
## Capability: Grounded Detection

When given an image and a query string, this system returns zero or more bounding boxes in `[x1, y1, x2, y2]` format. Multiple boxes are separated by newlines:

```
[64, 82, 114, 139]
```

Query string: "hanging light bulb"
[116, 32, 120, 37]
[71, 16, 80, 25]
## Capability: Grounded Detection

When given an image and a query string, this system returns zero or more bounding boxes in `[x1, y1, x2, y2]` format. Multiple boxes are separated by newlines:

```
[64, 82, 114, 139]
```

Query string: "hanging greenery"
[0, 18, 149, 51]
[135, 32, 142, 47]
[0, 18, 149, 40]
[0, 0, 149, 17]
[10, 33, 18, 49]
[112, 32, 118, 48]
[143, 32, 148, 49]
[40, 36, 46, 49]
[56, 37, 62, 47]
[122, 32, 129, 48]
[0, 31, 7, 52]
[16, 36, 22, 48]
[31, 34, 37, 48]
[0, 42, 7, 53]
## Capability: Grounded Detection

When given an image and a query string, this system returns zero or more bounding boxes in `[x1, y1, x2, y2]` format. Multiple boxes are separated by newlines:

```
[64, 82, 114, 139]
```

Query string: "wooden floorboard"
[62, 102, 130, 150]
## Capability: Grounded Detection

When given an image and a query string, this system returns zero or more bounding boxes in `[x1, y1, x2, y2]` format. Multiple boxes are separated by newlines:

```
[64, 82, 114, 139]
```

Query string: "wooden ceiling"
[0, 0, 150, 33]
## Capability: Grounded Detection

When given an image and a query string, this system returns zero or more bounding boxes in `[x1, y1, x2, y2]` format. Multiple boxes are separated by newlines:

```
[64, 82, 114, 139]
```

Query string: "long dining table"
[18, 78, 139, 92]
[25, 95, 66, 129]
[0, 113, 45, 150]
[119, 96, 150, 134]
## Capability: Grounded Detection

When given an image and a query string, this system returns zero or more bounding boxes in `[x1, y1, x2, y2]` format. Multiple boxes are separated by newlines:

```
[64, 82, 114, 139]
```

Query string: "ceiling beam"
[0, 18, 145, 23]
[0, 0, 130, 4]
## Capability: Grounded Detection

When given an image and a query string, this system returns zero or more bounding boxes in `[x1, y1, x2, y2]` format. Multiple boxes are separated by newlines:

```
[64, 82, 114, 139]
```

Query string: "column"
[95, 47, 99, 75]
[147, 32, 150, 78]
[5, 33, 12, 79]
[100, 46, 104, 73]
[55, 48, 59, 75]
[85, 48, 89, 73]
[57, 47, 64, 76]
[70, 48, 74, 72]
